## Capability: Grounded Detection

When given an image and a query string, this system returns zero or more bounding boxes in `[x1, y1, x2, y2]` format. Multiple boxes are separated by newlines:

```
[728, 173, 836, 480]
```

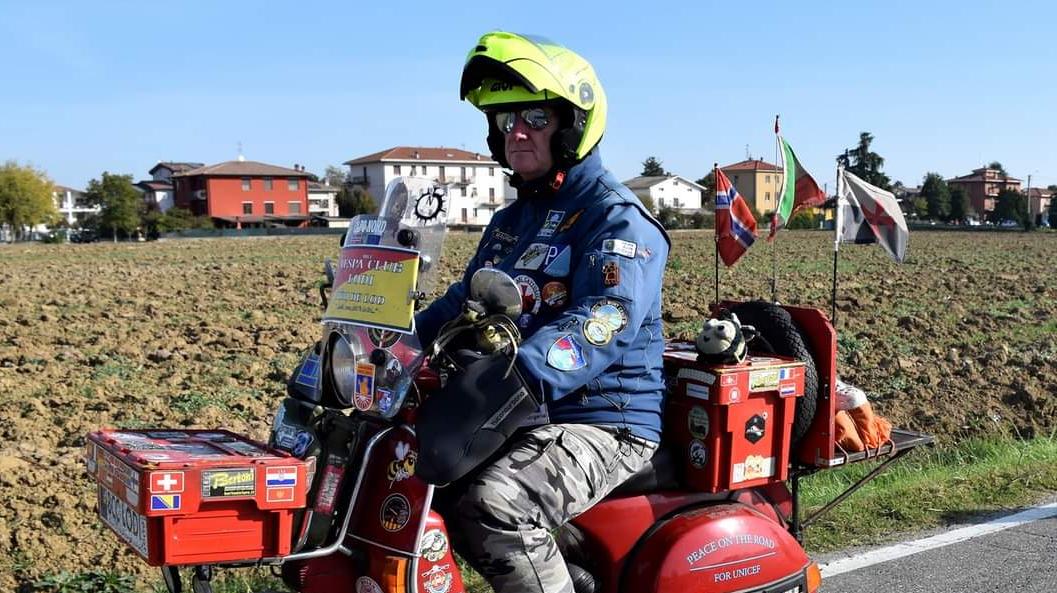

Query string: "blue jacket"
[415, 151, 670, 443]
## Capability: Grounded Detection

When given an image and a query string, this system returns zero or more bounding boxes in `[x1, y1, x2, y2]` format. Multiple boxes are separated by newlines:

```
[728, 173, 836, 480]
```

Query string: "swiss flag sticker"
[150, 471, 185, 493]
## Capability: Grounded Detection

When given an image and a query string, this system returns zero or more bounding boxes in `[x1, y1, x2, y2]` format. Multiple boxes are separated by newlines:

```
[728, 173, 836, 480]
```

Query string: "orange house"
[172, 160, 315, 228]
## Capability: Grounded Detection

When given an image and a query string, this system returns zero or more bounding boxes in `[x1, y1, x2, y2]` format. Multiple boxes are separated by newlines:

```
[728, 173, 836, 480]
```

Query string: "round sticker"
[422, 564, 454, 593]
[688, 406, 709, 439]
[368, 327, 400, 349]
[380, 493, 411, 532]
[420, 528, 449, 562]
[514, 274, 541, 315]
[590, 300, 629, 333]
[541, 281, 568, 308]
[689, 440, 708, 469]
[582, 318, 613, 346]
[356, 576, 384, 593]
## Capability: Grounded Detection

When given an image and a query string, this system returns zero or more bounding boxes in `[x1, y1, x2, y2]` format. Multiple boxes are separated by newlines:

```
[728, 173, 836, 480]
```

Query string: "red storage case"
[85, 429, 311, 566]
[664, 344, 805, 492]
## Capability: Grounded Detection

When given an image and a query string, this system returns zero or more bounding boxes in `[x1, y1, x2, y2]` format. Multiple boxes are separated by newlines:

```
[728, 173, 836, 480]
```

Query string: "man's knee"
[453, 476, 535, 534]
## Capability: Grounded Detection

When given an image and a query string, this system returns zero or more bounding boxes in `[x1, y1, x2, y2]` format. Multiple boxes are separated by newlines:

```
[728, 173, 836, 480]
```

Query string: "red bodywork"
[90, 304, 855, 593]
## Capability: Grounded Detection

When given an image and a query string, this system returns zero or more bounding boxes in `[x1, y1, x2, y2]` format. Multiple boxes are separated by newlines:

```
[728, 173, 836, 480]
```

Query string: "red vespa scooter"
[85, 176, 931, 593]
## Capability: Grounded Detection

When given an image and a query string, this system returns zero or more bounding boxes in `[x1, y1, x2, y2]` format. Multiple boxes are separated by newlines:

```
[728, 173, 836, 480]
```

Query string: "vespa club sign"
[324, 245, 420, 333]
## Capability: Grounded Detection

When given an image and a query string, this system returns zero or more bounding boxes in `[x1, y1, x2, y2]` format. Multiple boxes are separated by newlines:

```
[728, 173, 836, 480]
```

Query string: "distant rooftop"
[721, 159, 782, 172]
[149, 161, 205, 176]
[174, 160, 314, 178]
[344, 146, 495, 166]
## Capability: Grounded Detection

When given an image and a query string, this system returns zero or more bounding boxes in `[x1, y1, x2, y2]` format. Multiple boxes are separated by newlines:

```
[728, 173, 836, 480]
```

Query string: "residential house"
[136, 162, 203, 214]
[720, 159, 783, 215]
[135, 180, 175, 212]
[622, 175, 705, 213]
[947, 167, 1021, 218]
[52, 185, 98, 226]
[343, 146, 512, 226]
[308, 180, 341, 222]
[172, 158, 315, 228]
[1024, 187, 1053, 224]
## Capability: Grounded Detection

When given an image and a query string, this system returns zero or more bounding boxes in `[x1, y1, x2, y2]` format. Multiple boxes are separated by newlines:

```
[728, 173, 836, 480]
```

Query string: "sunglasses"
[494, 108, 552, 134]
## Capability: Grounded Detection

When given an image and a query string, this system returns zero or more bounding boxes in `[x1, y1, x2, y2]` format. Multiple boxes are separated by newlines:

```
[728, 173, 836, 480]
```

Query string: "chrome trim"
[281, 425, 394, 562]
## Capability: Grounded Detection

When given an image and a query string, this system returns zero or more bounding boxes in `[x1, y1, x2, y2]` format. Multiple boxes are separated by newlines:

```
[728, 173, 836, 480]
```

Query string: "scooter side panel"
[347, 426, 431, 556]
[623, 502, 809, 593]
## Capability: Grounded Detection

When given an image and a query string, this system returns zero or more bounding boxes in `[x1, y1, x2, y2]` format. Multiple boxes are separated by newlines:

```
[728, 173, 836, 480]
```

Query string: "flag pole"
[771, 115, 780, 303]
[831, 164, 842, 326]
[713, 162, 720, 305]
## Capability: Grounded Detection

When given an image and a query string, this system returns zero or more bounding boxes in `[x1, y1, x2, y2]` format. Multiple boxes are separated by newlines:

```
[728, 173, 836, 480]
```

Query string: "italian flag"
[768, 136, 826, 240]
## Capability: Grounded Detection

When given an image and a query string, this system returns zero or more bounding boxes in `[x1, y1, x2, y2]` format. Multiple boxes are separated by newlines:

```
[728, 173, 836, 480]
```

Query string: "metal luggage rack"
[789, 428, 935, 543]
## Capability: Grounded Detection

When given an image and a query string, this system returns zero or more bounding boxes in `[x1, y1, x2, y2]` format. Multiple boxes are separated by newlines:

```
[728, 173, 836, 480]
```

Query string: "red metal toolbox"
[664, 344, 805, 493]
[85, 429, 311, 566]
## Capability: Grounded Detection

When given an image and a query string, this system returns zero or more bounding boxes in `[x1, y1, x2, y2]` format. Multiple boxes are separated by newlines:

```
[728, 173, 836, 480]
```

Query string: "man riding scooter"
[414, 31, 671, 593]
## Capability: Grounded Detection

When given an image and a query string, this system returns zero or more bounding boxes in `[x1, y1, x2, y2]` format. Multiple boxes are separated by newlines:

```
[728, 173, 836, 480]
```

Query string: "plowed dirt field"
[1, 230, 1055, 590]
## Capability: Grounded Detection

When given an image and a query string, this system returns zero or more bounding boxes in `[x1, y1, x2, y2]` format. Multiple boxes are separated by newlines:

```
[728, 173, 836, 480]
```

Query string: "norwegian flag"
[715, 169, 758, 266]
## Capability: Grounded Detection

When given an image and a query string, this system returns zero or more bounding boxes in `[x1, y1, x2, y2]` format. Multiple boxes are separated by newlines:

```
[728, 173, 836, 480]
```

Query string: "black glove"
[416, 351, 540, 485]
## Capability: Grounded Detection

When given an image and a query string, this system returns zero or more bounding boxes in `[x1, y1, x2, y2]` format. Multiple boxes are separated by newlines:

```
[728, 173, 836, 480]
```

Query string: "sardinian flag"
[715, 169, 758, 266]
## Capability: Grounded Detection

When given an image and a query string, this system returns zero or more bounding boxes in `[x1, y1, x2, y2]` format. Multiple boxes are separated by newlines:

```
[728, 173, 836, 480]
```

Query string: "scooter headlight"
[330, 332, 360, 407]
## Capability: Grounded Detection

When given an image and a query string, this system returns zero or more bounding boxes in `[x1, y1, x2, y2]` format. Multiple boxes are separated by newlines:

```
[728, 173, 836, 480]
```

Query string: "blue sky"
[2, 1, 1055, 192]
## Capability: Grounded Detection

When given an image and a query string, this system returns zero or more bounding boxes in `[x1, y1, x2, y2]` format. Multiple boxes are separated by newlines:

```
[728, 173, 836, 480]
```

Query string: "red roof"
[344, 146, 494, 166]
[721, 159, 782, 172]
[174, 160, 314, 178]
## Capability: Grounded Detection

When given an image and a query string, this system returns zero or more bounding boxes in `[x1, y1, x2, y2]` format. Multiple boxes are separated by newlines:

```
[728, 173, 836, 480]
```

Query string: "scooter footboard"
[624, 502, 812, 593]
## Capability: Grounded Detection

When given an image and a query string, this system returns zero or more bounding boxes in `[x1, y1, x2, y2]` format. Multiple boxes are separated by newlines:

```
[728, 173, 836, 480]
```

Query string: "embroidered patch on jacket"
[601, 238, 637, 258]
[542, 281, 568, 308]
[590, 300, 629, 333]
[602, 261, 620, 287]
[546, 335, 587, 371]
[537, 210, 566, 238]
[542, 245, 571, 276]
[556, 209, 584, 233]
[582, 318, 613, 346]
[514, 243, 550, 270]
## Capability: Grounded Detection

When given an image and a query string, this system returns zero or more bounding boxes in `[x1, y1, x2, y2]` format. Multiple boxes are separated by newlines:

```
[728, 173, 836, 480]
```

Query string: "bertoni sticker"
[749, 368, 780, 392]
[380, 493, 411, 532]
[201, 468, 255, 498]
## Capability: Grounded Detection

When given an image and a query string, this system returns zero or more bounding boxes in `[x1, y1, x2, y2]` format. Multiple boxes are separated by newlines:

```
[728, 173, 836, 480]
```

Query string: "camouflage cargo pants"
[443, 423, 658, 593]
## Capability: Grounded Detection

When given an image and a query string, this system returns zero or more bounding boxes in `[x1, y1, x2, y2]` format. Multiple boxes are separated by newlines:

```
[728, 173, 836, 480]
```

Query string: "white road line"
[819, 501, 1057, 578]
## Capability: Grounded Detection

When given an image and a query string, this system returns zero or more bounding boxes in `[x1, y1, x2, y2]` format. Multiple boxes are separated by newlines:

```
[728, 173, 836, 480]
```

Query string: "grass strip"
[801, 434, 1057, 552]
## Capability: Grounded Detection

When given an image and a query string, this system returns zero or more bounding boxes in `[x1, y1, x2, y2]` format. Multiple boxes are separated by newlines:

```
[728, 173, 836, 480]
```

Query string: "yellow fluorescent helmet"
[461, 31, 607, 161]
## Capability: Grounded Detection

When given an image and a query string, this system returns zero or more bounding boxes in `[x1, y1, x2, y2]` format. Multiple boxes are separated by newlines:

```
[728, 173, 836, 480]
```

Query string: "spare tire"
[729, 301, 819, 444]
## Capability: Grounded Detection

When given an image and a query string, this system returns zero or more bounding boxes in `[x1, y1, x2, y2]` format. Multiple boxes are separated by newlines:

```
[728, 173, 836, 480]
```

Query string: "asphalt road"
[817, 506, 1057, 592]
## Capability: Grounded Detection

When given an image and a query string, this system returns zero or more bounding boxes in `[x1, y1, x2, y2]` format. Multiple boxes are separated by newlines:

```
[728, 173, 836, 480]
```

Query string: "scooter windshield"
[319, 177, 448, 418]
